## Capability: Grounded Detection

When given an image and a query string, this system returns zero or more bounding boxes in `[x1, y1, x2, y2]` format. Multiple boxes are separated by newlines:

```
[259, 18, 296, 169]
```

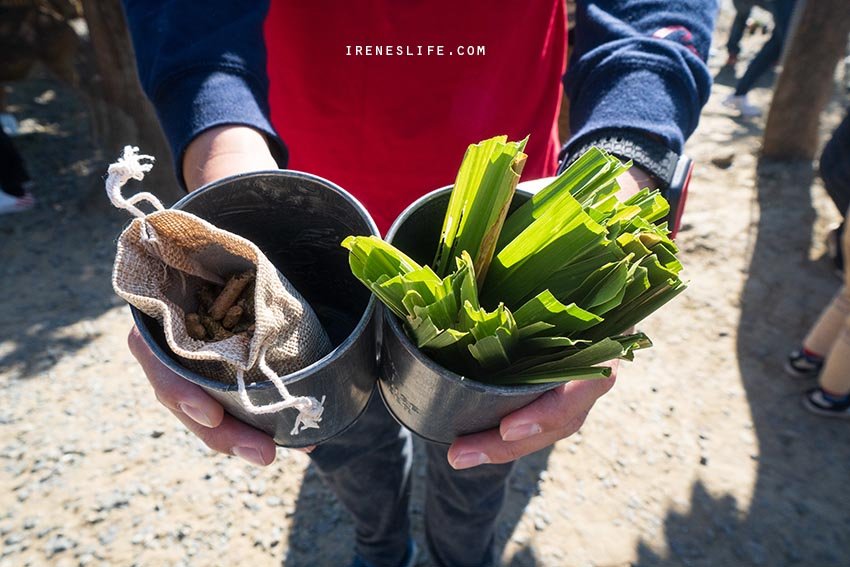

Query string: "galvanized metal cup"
[133, 170, 380, 448]
[378, 187, 559, 444]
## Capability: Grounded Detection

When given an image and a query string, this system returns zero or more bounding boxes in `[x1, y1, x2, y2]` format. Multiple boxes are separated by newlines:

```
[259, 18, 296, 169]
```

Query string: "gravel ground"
[2, 9, 849, 567]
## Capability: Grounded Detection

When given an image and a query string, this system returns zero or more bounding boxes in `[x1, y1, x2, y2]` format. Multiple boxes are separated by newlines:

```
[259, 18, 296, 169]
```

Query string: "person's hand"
[126, 125, 300, 466]
[128, 326, 279, 465]
[447, 364, 617, 469]
[446, 167, 655, 469]
[516, 166, 656, 199]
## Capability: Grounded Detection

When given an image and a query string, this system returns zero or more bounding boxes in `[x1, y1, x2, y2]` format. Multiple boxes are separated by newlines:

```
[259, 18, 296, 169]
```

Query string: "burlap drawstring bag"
[107, 146, 333, 435]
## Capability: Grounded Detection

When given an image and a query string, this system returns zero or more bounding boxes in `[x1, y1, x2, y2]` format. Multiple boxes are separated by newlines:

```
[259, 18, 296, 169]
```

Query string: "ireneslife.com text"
[346, 45, 486, 56]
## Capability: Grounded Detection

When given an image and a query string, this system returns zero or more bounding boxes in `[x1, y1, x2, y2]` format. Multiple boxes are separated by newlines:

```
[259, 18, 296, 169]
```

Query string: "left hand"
[446, 167, 654, 469]
[447, 363, 617, 469]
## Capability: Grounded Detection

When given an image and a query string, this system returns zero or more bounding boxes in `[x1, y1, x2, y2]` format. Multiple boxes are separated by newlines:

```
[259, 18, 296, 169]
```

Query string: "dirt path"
[2, 10, 849, 567]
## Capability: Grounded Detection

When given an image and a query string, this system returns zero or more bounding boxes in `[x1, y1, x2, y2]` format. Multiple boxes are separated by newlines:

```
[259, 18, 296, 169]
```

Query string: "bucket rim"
[133, 168, 380, 393]
[174, 168, 380, 238]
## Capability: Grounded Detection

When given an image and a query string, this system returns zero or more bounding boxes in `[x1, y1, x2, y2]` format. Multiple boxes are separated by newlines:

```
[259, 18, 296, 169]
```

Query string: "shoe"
[722, 94, 762, 117]
[349, 540, 417, 567]
[0, 113, 19, 136]
[785, 349, 824, 378]
[0, 190, 35, 215]
[802, 387, 850, 418]
[826, 224, 844, 278]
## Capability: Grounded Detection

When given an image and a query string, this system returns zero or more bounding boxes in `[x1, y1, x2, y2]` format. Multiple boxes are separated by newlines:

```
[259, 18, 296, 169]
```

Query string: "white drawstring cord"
[105, 146, 163, 218]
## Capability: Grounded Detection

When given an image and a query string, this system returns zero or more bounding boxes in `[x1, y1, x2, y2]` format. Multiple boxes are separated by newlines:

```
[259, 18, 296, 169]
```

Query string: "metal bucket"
[378, 187, 558, 445]
[133, 170, 380, 448]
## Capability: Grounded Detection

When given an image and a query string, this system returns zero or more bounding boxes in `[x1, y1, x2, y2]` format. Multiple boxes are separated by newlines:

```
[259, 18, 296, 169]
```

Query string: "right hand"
[128, 125, 299, 466]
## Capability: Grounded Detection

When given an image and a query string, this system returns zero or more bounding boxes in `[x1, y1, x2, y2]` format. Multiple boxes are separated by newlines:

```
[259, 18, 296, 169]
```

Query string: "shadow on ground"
[634, 160, 850, 566]
[0, 75, 127, 379]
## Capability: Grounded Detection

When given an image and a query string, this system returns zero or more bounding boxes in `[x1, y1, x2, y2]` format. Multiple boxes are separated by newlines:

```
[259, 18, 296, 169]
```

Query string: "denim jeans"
[734, 0, 797, 96]
[725, 2, 752, 57]
[309, 391, 515, 567]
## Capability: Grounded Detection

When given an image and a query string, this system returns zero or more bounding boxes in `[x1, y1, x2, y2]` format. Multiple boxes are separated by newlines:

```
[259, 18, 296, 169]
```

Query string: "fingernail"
[178, 402, 214, 428]
[450, 452, 490, 470]
[502, 423, 542, 442]
[232, 446, 266, 466]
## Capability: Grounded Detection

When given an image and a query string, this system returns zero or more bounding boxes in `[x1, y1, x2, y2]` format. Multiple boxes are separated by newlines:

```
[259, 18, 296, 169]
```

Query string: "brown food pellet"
[200, 313, 233, 340]
[221, 305, 243, 330]
[198, 285, 218, 311]
[185, 313, 207, 340]
[210, 271, 255, 321]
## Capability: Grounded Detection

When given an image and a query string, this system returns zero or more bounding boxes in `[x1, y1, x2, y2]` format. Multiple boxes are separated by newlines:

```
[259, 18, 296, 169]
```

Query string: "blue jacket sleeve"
[122, 0, 287, 183]
[564, 0, 718, 155]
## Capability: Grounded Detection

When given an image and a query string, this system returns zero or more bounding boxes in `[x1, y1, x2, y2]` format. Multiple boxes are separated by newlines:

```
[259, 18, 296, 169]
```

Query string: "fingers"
[128, 327, 224, 428]
[167, 407, 277, 466]
[447, 364, 618, 470]
[499, 373, 616, 441]
[127, 326, 277, 466]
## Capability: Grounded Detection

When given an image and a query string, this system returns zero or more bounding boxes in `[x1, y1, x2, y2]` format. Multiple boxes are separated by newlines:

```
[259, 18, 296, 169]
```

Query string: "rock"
[734, 539, 767, 566]
[533, 516, 548, 531]
[711, 153, 735, 169]
[96, 491, 130, 511]
[98, 527, 118, 546]
[44, 534, 77, 558]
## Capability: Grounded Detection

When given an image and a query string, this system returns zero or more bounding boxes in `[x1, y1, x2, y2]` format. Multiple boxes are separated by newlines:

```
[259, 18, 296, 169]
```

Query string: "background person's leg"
[733, 0, 797, 96]
[424, 442, 515, 567]
[0, 127, 30, 197]
[726, 5, 752, 61]
[805, 216, 850, 412]
[309, 392, 413, 567]
[818, 324, 850, 396]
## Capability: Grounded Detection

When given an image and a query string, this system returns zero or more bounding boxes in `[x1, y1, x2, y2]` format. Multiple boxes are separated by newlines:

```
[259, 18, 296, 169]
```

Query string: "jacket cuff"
[151, 67, 288, 188]
[564, 58, 701, 158]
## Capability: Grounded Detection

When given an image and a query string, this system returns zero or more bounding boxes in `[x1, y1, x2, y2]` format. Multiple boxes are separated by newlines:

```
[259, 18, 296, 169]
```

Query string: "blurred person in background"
[822, 112, 850, 276]
[0, 128, 35, 215]
[723, 0, 797, 117]
[786, 111, 850, 418]
[723, 0, 773, 66]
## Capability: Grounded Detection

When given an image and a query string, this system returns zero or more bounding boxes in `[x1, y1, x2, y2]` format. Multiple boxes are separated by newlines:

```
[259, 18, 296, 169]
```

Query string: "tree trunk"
[762, 0, 850, 160]
[80, 0, 180, 203]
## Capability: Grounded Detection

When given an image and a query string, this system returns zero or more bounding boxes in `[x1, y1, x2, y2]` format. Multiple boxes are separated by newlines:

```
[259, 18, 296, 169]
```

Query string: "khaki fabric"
[107, 147, 332, 433]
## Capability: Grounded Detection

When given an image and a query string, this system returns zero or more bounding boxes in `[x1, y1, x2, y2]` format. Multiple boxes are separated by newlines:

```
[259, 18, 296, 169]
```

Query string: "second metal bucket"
[378, 187, 559, 444]
[133, 170, 380, 448]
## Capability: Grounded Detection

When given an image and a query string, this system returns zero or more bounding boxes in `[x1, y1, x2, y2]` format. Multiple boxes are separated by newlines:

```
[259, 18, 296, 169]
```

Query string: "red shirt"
[264, 0, 566, 232]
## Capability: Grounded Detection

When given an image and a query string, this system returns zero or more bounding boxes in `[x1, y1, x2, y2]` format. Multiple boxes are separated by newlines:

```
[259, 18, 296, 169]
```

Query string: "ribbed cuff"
[151, 66, 288, 187]
[565, 57, 700, 159]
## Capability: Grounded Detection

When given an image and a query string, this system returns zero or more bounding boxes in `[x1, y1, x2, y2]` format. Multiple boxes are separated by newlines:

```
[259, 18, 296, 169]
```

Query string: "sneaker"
[826, 224, 844, 278]
[0, 190, 35, 215]
[802, 387, 850, 418]
[722, 94, 762, 117]
[0, 113, 19, 136]
[785, 348, 824, 378]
